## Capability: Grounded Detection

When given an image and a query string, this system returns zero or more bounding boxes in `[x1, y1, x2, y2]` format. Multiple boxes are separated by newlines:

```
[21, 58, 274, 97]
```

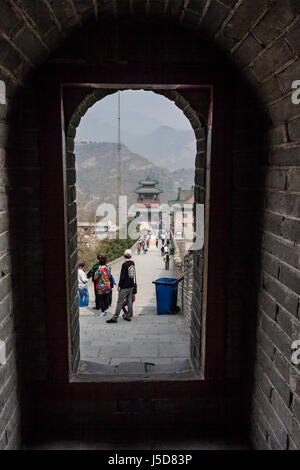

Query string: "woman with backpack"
[93, 255, 114, 316]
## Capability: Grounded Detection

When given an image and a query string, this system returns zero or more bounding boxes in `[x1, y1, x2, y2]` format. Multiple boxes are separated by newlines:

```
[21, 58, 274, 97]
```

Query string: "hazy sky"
[110, 90, 192, 130]
[76, 90, 192, 141]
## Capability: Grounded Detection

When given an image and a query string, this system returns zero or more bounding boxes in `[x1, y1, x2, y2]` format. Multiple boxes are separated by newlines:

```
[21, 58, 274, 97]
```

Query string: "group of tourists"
[137, 236, 150, 254]
[160, 231, 170, 246]
[78, 229, 173, 321]
[78, 249, 137, 321]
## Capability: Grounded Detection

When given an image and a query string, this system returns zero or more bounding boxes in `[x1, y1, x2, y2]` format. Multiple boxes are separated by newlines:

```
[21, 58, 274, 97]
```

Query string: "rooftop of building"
[138, 177, 159, 186]
[135, 187, 163, 194]
[168, 186, 194, 206]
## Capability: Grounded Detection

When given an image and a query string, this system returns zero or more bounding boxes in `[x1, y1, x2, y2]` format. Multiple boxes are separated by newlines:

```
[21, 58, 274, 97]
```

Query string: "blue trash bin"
[152, 277, 184, 315]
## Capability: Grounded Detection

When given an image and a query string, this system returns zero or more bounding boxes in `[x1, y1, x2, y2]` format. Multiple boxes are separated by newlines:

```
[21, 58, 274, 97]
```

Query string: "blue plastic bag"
[78, 285, 89, 307]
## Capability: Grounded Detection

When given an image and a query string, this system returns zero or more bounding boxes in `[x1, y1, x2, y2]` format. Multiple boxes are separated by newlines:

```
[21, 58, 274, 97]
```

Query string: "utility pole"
[116, 90, 121, 231]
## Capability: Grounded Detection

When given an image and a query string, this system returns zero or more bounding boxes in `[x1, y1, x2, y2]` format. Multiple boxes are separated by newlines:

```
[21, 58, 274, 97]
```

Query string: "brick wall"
[172, 238, 194, 329]
[0, 78, 22, 450]
[190, 124, 206, 371]
[183, 252, 194, 329]
[230, 11, 300, 449]
[172, 238, 184, 310]
[0, 78, 48, 448]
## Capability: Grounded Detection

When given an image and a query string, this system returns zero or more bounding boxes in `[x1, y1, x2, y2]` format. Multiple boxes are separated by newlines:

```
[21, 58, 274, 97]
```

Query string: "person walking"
[106, 249, 136, 323]
[78, 263, 89, 307]
[93, 255, 114, 316]
[163, 252, 170, 270]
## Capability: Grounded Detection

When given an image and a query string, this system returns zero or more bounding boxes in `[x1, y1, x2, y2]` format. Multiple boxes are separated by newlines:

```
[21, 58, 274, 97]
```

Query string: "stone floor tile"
[128, 342, 159, 358]
[79, 360, 116, 375]
[116, 362, 146, 374]
[104, 343, 131, 357]
[110, 357, 142, 365]
[158, 343, 189, 357]
[80, 345, 101, 358]
[142, 357, 173, 365]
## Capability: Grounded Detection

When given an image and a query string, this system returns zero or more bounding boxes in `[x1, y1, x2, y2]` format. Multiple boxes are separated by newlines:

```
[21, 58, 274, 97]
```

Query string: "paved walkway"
[78, 240, 193, 376]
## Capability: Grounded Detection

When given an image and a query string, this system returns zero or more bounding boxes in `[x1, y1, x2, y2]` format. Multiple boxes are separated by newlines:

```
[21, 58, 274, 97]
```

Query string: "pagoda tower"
[135, 177, 163, 230]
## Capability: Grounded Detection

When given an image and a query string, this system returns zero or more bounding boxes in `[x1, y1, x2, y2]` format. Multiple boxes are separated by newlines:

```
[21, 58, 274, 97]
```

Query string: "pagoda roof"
[138, 177, 159, 186]
[135, 187, 163, 194]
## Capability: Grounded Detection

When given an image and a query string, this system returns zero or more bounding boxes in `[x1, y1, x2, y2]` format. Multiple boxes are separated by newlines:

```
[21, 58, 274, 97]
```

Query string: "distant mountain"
[127, 126, 196, 170]
[75, 142, 194, 221]
[76, 125, 196, 170]
[76, 113, 163, 142]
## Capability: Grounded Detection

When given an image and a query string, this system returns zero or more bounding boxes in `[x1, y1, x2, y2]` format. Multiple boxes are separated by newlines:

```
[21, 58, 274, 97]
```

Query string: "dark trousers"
[95, 293, 101, 310]
[95, 292, 111, 312]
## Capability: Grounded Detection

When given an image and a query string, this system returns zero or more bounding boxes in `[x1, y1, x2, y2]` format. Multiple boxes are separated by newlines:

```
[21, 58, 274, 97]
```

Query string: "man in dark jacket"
[106, 249, 136, 323]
